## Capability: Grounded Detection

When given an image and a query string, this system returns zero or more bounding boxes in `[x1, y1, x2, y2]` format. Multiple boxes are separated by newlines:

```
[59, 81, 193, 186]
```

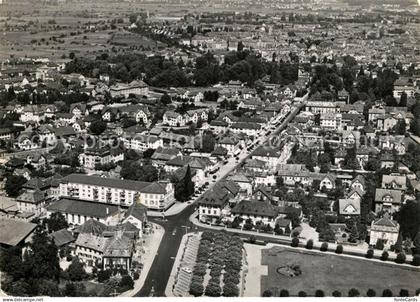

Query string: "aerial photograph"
[0, 0, 420, 298]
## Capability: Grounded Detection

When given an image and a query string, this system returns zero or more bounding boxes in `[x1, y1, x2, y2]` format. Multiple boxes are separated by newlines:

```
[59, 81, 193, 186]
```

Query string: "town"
[0, 0, 420, 298]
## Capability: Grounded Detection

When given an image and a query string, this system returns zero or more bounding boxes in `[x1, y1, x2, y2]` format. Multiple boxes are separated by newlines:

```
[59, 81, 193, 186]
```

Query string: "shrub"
[395, 252, 406, 264]
[315, 290, 325, 297]
[97, 270, 112, 283]
[366, 249, 374, 259]
[335, 245, 343, 254]
[205, 279, 221, 297]
[411, 254, 420, 266]
[291, 237, 299, 247]
[332, 290, 342, 297]
[133, 272, 139, 280]
[279, 289, 289, 297]
[189, 280, 204, 297]
[305, 239, 313, 250]
[262, 290, 273, 297]
[382, 289, 393, 297]
[298, 291, 307, 297]
[367, 289, 376, 297]
[399, 289, 409, 297]
[320, 242, 328, 252]
[222, 282, 239, 297]
[416, 288, 420, 296]
[380, 251, 389, 261]
[348, 288, 360, 297]
[118, 275, 134, 292]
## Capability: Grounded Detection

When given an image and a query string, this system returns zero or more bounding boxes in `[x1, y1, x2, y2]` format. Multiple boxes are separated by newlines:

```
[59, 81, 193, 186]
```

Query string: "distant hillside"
[343, 0, 418, 7]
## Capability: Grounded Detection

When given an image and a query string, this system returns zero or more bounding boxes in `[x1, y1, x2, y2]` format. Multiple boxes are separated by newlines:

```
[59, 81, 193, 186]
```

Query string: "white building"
[59, 174, 175, 210]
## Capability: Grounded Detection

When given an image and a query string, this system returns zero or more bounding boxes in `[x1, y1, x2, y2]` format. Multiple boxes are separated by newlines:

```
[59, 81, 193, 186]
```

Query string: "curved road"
[135, 101, 305, 297]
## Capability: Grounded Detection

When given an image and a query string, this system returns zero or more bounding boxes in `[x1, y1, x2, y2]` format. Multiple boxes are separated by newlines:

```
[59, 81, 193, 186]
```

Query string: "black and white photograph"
[0, 0, 420, 299]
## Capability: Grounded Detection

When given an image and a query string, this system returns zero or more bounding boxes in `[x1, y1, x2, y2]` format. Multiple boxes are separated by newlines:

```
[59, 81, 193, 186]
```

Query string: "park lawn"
[261, 246, 420, 297]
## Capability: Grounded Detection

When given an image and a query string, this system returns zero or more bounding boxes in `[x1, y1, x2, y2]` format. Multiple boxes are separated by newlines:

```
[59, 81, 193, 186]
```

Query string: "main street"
[135, 101, 305, 297]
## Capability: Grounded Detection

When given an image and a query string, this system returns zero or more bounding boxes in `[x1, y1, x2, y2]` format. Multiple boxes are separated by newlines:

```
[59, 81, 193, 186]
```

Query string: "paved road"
[134, 101, 305, 297]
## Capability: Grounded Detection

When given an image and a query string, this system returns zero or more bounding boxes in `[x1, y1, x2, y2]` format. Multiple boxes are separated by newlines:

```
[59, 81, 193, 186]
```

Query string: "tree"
[222, 282, 239, 297]
[395, 200, 420, 240]
[120, 162, 159, 182]
[335, 245, 343, 254]
[5, 175, 26, 197]
[367, 289, 376, 297]
[97, 269, 112, 283]
[382, 289, 393, 297]
[205, 280, 221, 297]
[411, 254, 420, 266]
[395, 252, 406, 264]
[320, 242, 328, 252]
[291, 237, 299, 247]
[366, 249, 374, 259]
[24, 227, 61, 282]
[348, 288, 360, 297]
[298, 291, 307, 297]
[199, 132, 216, 153]
[305, 239, 314, 250]
[89, 119, 107, 135]
[174, 165, 195, 202]
[380, 251, 389, 261]
[190, 280, 204, 296]
[44, 212, 68, 232]
[262, 290, 273, 297]
[279, 289, 289, 297]
[315, 290, 325, 297]
[399, 289, 409, 297]
[66, 257, 87, 281]
[332, 290, 342, 297]
[394, 119, 406, 135]
[118, 275, 134, 292]
[375, 239, 384, 250]
[343, 145, 360, 170]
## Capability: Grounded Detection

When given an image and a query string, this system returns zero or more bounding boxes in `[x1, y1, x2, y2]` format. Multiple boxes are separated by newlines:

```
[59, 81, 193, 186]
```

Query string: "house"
[230, 122, 261, 137]
[163, 111, 186, 127]
[369, 215, 400, 249]
[374, 188, 402, 214]
[229, 199, 280, 229]
[102, 232, 135, 271]
[122, 202, 148, 236]
[393, 78, 415, 99]
[216, 136, 242, 157]
[16, 189, 46, 216]
[0, 218, 37, 248]
[119, 104, 150, 125]
[79, 146, 124, 170]
[227, 173, 253, 195]
[198, 187, 230, 222]
[338, 198, 361, 216]
[319, 174, 336, 191]
[381, 174, 407, 191]
[110, 80, 148, 98]
[70, 103, 89, 119]
[47, 198, 120, 226]
[320, 112, 342, 130]
[51, 229, 75, 248]
[59, 174, 175, 210]
[151, 147, 182, 167]
[122, 134, 163, 152]
[251, 146, 281, 170]
[350, 175, 366, 193]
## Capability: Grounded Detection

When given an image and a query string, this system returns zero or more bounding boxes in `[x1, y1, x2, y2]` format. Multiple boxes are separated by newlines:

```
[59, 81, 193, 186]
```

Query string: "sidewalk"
[119, 222, 165, 297]
[147, 202, 190, 217]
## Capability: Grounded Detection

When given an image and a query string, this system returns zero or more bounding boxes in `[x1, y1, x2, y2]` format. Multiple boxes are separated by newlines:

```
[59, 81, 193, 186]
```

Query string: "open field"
[261, 246, 420, 297]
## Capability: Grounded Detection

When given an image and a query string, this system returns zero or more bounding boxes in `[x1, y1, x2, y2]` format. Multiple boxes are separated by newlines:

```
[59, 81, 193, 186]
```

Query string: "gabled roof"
[374, 188, 402, 203]
[47, 198, 119, 218]
[372, 216, 399, 228]
[124, 202, 148, 222]
[338, 198, 361, 215]
[0, 218, 37, 247]
[231, 199, 278, 218]
[76, 219, 108, 236]
[51, 229, 75, 247]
